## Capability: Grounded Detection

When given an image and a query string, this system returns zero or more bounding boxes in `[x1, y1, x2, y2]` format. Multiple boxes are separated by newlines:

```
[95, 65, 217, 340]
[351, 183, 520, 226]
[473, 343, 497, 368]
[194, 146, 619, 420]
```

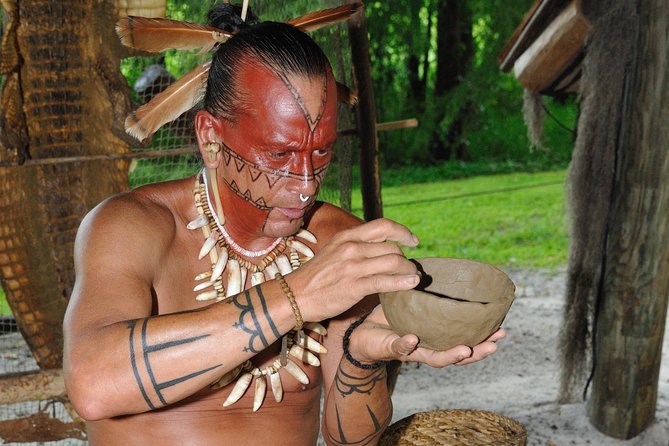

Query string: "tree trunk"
[584, 0, 669, 438]
[430, 0, 473, 161]
[0, 0, 132, 368]
[347, 2, 383, 221]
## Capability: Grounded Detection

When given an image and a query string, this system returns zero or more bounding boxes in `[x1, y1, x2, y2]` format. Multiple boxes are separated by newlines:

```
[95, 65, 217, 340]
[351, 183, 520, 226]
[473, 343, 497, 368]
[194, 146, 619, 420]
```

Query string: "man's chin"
[263, 215, 304, 238]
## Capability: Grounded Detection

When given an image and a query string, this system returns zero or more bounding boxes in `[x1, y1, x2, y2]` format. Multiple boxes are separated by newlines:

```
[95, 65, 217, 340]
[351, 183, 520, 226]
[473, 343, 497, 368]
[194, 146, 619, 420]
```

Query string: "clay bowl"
[379, 257, 515, 351]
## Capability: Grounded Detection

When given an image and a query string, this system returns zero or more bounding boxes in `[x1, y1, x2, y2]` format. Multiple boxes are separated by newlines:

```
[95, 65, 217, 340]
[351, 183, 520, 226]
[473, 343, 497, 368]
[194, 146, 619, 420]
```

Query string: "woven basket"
[379, 409, 527, 446]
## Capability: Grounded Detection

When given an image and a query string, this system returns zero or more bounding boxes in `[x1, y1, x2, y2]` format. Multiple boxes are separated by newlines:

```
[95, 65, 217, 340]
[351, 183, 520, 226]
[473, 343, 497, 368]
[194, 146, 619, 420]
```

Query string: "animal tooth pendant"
[289, 239, 314, 258]
[252, 373, 267, 412]
[223, 372, 253, 407]
[190, 169, 323, 412]
[187, 214, 208, 230]
[295, 228, 317, 244]
[295, 331, 327, 354]
[275, 254, 292, 275]
[211, 364, 243, 389]
[284, 359, 310, 385]
[269, 371, 283, 402]
[199, 230, 219, 259]
[211, 248, 228, 282]
[226, 259, 242, 297]
[290, 344, 321, 367]
[304, 322, 327, 336]
[251, 271, 265, 286]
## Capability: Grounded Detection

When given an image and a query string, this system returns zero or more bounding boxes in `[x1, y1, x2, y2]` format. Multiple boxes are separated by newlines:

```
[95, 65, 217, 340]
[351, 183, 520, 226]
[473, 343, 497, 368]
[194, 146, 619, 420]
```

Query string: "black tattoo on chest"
[127, 319, 222, 410]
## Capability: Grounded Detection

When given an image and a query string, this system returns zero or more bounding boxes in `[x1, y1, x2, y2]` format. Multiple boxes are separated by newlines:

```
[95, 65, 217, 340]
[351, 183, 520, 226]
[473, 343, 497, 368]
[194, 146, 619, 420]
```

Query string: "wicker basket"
[379, 409, 527, 446]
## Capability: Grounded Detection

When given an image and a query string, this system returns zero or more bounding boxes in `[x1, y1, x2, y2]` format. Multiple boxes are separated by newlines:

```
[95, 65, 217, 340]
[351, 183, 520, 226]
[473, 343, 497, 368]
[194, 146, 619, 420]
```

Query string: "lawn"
[351, 170, 568, 269]
[0, 169, 568, 316]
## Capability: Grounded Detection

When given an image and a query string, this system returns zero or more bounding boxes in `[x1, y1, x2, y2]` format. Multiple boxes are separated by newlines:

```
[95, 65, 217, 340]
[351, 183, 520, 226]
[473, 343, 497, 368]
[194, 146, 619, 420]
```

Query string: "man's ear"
[195, 110, 225, 168]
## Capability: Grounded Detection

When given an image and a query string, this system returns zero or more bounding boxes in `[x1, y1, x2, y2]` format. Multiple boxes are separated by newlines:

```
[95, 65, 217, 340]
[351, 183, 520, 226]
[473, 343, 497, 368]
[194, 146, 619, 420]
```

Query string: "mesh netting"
[0, 1, 356, 444]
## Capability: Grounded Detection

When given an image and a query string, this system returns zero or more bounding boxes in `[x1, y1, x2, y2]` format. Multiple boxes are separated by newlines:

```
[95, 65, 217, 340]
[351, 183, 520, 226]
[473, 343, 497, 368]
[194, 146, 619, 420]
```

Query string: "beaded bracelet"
[342, 314, 386, 370]
[275, 272, 303, 331]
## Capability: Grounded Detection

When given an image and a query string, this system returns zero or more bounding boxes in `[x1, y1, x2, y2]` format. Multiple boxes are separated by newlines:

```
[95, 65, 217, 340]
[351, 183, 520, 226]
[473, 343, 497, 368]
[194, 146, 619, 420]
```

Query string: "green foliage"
[351, 169, 568, 269]
[365, 0, 577, 168]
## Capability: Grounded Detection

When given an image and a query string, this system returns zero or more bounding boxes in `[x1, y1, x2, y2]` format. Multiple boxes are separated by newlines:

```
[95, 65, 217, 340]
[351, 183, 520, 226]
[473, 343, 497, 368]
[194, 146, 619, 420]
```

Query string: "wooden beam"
[499, 0, 571, 71]
[0, 369, 66, 405]
[347, 2, 383, 221]
[513, 0, 590, 93]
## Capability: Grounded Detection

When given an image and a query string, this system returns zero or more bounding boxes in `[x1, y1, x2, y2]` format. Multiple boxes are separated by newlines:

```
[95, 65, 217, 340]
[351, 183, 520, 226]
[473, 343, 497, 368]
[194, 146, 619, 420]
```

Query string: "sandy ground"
[388, 267, 669, 446]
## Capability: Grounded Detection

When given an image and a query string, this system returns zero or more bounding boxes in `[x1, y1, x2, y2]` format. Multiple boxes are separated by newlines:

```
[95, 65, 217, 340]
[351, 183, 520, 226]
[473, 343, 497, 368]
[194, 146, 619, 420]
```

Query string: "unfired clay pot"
[380, 257, 515, 351]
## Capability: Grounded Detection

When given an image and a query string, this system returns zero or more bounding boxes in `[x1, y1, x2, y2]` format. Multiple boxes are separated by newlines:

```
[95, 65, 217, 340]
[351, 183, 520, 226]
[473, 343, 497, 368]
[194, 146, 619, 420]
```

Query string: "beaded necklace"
[186, 169, 326, 411]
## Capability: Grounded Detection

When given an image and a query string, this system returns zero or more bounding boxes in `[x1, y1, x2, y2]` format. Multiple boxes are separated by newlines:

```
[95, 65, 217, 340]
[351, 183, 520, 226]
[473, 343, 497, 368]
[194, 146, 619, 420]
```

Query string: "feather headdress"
[117, 2, 363, 141]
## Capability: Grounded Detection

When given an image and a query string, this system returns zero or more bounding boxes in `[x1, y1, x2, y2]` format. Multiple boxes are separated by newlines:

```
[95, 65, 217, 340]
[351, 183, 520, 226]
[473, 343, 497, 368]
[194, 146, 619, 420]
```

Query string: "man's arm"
[63, 195, 298, 419]
[320, 304, 393, 446]
[64, 197, 422, 421]
[321, 306, 506, 446]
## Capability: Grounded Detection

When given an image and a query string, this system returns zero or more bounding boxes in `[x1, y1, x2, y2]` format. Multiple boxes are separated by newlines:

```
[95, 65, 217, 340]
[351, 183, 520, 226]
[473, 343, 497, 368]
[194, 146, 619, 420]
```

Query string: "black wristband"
[342, 315, 386, 370]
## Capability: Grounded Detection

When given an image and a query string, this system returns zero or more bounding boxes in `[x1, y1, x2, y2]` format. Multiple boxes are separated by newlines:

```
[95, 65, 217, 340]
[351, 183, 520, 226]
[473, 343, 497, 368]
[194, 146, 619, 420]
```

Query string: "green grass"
[350, 170, 568, 269]
[0, 169, 568, 316]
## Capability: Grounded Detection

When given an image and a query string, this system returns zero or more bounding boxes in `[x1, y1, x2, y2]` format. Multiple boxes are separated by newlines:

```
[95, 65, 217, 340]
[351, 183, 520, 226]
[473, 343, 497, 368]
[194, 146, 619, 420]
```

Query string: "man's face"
[218, 61, 338, 238]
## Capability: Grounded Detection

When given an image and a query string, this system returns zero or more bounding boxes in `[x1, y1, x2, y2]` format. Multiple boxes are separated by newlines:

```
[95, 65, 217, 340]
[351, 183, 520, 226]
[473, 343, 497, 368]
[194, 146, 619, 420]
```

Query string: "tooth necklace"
[187, 168, 326, 411]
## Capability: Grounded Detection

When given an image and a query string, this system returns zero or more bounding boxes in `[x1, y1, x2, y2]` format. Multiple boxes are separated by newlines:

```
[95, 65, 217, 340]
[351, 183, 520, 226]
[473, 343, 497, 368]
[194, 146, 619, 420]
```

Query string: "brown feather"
[336, 81, 358, 106]
[287, 3, 364, 32]
[116, 16, 230, 53]
[125, 62, 210, 142]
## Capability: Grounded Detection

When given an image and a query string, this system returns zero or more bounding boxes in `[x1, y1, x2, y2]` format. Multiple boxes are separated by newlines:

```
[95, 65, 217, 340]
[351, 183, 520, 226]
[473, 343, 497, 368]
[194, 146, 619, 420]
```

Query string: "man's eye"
[270, 151, 288, 159]
[314, 149, 331, 157]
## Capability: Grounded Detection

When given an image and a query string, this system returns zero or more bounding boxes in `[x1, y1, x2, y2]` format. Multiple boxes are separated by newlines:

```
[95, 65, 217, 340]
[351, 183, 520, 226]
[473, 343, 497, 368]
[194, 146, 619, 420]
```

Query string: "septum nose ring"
[299, 194, 310, 202]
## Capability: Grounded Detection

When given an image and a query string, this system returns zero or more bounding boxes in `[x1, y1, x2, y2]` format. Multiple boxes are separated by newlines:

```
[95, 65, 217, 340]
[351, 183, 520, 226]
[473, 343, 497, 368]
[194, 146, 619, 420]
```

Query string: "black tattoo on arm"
[335, 363, 387, 397]
[324, 364, 391, 445]
[228, 285, 281, 354]
[325, 404, 391, 446]
[127, 319, 222, 410]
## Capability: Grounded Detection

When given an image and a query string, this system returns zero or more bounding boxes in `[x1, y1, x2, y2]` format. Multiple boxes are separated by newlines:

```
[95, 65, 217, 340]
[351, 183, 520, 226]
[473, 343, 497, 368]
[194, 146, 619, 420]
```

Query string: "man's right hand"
[287, 218, 421, 322]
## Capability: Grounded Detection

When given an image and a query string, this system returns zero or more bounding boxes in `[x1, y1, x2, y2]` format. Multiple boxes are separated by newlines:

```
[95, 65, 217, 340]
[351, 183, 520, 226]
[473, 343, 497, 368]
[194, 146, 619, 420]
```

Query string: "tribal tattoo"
[227, 285, 281, 353]
[277, 71, 328, 132]
[220, 142, 328, 210]
[334, 363, 387, 397]
[127, 319, 222, 410]
[325, 404, 391, 446]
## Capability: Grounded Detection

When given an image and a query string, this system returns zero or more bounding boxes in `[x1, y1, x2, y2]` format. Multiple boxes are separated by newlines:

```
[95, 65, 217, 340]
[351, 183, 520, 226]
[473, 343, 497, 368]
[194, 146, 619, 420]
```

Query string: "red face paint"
[216, 61, 338, 246]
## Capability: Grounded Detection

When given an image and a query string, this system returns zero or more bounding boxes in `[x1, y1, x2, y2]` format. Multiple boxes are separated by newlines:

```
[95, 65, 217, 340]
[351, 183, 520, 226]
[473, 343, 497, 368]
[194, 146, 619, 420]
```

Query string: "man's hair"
[204, 4, 330, 121]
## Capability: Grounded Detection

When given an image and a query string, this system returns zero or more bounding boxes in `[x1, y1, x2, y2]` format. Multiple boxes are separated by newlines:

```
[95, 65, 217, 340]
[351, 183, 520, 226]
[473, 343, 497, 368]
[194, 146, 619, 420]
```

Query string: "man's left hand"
[347, 305, 506, 368]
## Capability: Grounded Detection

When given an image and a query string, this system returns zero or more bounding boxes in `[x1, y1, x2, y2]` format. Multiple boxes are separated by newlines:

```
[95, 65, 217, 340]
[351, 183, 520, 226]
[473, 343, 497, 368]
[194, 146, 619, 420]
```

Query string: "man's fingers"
[455, 342, 498, 366]
[357, 273, 420, 295]
[340, 218, 419, 247]
[351, 253, 419, 277]
[391, 335, 419, 356]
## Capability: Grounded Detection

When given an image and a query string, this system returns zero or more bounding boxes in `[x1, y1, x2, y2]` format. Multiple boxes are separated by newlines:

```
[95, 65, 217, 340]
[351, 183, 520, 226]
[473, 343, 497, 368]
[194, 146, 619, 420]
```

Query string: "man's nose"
[290, 154, 318, 197]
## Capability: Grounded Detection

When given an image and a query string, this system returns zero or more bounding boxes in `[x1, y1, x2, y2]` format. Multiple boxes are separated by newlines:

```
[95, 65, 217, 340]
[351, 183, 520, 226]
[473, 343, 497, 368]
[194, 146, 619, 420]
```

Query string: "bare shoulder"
[74, 178, 193, 281]
[303, 202, 363, 244]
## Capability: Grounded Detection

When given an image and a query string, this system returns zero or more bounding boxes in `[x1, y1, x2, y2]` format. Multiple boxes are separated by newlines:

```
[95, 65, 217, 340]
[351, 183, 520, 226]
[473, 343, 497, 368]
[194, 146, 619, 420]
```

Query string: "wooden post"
[586, 0, 669, 438]
[347, 2, 383, 221]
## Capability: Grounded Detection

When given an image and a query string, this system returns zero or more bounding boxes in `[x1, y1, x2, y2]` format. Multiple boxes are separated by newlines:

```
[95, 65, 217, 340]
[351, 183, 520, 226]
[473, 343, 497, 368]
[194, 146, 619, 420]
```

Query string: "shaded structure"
[501, 0, 669, 439]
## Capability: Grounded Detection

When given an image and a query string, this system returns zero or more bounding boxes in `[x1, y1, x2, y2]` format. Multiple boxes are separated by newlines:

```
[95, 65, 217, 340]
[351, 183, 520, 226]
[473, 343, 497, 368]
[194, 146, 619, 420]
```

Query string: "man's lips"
[276, 207, 307, 219]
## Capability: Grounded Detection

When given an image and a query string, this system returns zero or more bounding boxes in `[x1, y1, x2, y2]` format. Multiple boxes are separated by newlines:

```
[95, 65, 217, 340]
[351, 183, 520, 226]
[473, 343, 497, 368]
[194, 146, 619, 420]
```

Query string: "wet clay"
[380, 258, 516, 351]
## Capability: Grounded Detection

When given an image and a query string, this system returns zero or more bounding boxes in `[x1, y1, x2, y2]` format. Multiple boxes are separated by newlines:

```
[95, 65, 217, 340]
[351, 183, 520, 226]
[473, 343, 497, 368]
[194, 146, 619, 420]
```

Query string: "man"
[63, 9, 503, 445]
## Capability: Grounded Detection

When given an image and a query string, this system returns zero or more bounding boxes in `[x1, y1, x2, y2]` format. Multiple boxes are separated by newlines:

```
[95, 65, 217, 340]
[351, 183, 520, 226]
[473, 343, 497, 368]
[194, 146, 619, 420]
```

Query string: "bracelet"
[342, 315, 386, 370]
[275, 272, 303, 331]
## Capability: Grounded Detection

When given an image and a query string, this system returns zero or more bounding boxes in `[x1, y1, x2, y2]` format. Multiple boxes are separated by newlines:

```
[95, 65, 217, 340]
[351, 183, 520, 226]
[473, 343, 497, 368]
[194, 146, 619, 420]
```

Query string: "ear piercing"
[202, 142, 221, 162]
